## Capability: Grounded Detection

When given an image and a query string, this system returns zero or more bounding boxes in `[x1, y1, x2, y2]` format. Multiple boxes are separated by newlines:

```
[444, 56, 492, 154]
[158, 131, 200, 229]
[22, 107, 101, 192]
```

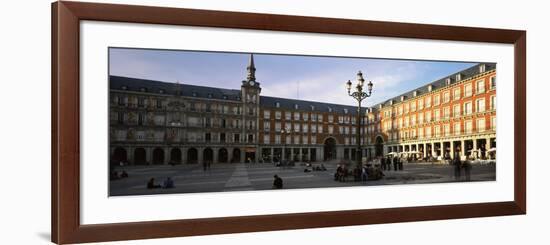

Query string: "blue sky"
[109, 48, 477, 107]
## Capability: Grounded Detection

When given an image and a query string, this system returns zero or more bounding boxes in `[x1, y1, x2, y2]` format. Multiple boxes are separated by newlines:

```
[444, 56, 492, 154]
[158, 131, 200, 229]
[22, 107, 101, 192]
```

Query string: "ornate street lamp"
[346, 71, 373, 168]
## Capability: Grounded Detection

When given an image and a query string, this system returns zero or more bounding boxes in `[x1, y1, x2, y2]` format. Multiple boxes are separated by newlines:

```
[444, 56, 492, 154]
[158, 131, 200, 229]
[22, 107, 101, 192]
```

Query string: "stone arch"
[152, 148, 165, 165]
[134, 148, 146, 165]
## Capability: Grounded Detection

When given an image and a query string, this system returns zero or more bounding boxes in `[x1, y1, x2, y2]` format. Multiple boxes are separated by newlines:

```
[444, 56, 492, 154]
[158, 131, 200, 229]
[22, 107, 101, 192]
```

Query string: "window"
[434, 109, 440, 121]
[117, 96, 125, 105]
[454, 123, 461, 135]
[220, 133, 226, 142]
[476, 99, 486, 112]
[418, 113, 424, 124]
[248, 134, 254, 143]
[328, 126, 334, 134]
[434, 125, 441, 137]
[426, 126, 431, 138]
[303, 124, 308, 133]
[311, 136, 317, 144]
[138, 97, 145, 108]
[318, 125, 323, 133]
[328, 115, 334, 123]
[453, 88, 460, 100]
[138, 113, 144, 125]
[476, 79, 486, 94]
[205, 133, 211, 142]
[303, 113, 309, 121]
[294, 123, 300, 133]
[443, 107, 450, 119]
[285, 112, 291, 120]
[275, 122, 281, 131]
[275, 111, 281, 120]
[477, 118, 486, 132]
[418, 99, 424, 110]
[318, 114, 323, 122]
[443, 92, 450, 103]
[491, 96, 496, 110]
[311, 124, 317, 133]
[398, 106, 403, 115]
[294, 135, 300, 144]
[453, 104, 461, 118]
[411, 115, 416, 126]
[303, 136, 308, 145]
[464, 102, 473, 115]
[425, 111, 432, 122]
[294, 112, 300, 121]
[275, 134, 281, 144]
[465, 121, 473, 134]
[444, 124, 450, 136]
[263, 134, 269, 144]
[263, 121, 270, 131]
[434, 94, 440, 105]
[234, 134, 240, 143]
[490, 76, 496, 89]
[117, 112, 124, 124]
[411, 101, 416, 111]
[275, 102, 280, 108]
[426, 97, 432, 107]
[263, 110, 270, 119]
[491, 116, 496, 129]
[465, 83, 472, 97]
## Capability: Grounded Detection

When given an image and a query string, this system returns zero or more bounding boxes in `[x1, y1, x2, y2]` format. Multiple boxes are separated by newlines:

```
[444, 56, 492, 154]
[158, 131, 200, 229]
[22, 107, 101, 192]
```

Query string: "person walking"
[453, 154, 462, 180]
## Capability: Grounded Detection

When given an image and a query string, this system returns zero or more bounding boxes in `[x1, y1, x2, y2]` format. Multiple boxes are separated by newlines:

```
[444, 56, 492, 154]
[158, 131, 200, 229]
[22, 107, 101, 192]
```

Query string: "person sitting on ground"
[147, 178, 161, 189]
[273, 175, 283, 189]
[320, 164, 327, 171]
[162, 177, 174, 189]
[120, 171, 128, 178]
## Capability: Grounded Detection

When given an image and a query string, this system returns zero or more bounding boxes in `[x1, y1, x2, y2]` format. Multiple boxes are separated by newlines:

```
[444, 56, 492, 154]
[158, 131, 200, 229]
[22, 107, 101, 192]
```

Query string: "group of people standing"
[381, 156, 404, 171]
[452, 155, 472, 181]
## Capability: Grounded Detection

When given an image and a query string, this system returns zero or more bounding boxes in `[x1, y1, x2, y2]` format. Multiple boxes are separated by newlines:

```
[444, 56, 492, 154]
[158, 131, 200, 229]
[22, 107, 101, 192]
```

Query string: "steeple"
[246, 53, 256, 82]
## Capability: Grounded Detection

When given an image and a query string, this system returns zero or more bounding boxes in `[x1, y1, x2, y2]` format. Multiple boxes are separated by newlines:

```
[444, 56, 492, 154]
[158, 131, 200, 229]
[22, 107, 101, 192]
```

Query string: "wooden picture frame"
[51, 1, 526, 244]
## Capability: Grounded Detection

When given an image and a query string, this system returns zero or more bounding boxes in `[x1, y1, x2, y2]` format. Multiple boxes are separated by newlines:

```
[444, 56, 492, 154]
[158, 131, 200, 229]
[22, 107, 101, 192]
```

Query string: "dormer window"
[413, 91, 418, 97]
[328, 107, 333, 112]
[275, 102, 280, 108]
[192, 92, 197, 97]
[390, 100, 394, 105]
[223, 95, 228, 100]
[479, 64, 486, 73]
[121, 85, 127, 90]
[310, 105, 315, 111]
[208, 93, 213, 98]
[139, 87, 147, 92]
[455, 73, 462, 81]
[400, 95, 405, 102]
[428, 85, 433, 92]
[294, 104, 299, 110]
[159, 89, 165, 94]
[344, 109, 348, 114]
[445, 78, 451, 85]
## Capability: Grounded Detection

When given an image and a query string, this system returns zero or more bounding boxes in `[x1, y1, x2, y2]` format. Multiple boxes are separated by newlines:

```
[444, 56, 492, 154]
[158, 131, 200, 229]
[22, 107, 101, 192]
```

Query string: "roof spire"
[247, 53, 256, 82]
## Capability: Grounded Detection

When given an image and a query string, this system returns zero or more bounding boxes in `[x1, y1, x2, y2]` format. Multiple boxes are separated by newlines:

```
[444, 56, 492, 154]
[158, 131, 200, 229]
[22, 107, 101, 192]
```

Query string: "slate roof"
[109, 62, 495, 115]
[260, 96, 359, 115]
[373, 63, 496, 109]
[110, 76, 242, 101]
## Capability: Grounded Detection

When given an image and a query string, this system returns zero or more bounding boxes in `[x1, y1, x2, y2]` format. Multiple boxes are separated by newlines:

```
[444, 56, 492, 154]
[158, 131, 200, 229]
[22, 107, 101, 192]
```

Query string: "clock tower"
[240, 53, 261, 163]
[241, 53, 261, 103]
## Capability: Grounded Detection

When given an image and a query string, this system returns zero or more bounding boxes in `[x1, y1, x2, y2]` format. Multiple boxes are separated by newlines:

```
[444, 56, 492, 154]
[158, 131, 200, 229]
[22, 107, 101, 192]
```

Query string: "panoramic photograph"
[108, 48, 497, 196]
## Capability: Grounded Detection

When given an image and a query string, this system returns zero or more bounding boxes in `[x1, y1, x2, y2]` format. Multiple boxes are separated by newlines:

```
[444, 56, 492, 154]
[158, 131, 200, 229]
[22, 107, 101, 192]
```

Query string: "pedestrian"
[463, 161, 471, 181]
[453, 155, 462, 180]
[361, 165, 369, 181]
[272, 175, 283, 189]
[393, 157, 398, 171]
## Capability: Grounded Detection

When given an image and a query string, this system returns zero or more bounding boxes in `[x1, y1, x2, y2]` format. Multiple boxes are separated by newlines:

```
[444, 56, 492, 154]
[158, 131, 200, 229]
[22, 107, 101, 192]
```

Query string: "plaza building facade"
[109, 54, 496, 165]
[363, 63, 496, 160]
